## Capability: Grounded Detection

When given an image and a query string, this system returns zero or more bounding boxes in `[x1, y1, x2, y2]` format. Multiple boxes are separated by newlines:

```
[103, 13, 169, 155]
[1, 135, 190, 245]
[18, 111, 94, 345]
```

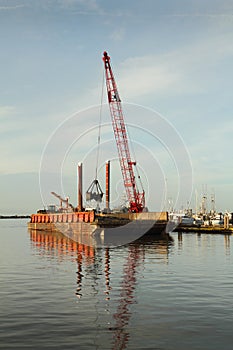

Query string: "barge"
[28, 210, 169, 247]
[28, 51, 169, 245]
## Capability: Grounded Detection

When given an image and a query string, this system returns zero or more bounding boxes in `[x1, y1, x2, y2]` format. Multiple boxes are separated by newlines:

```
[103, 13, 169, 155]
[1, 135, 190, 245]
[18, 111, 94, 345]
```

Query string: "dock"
[174, 225, 233, 234]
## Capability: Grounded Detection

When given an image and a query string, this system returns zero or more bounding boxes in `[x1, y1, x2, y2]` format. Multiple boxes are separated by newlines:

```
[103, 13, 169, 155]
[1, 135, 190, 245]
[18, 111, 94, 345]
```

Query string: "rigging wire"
[95, 69, 105, 180]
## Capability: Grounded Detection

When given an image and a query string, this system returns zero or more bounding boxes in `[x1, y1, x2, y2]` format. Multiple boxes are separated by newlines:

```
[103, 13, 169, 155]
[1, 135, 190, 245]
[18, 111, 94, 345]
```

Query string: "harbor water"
[0, 219, 233, 349]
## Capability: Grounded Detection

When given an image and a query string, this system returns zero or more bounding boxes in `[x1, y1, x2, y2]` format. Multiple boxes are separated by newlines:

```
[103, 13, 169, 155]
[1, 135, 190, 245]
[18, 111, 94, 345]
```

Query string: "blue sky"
[0, 0, 233, 214]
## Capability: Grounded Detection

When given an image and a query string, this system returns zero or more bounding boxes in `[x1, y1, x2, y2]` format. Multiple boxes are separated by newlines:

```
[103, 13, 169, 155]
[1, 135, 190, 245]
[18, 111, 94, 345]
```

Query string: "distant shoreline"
[0, 215, 30, 219]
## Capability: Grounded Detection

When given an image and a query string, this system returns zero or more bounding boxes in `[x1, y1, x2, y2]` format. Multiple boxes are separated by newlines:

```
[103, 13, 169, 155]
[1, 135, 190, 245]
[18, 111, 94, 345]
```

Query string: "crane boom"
[51, 192, 74, 210]
[102, 51, 145, 212]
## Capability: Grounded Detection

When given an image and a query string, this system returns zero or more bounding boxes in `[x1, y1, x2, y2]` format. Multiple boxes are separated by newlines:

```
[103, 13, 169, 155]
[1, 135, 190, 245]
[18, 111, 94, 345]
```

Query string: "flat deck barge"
[28, 211, 168, 234]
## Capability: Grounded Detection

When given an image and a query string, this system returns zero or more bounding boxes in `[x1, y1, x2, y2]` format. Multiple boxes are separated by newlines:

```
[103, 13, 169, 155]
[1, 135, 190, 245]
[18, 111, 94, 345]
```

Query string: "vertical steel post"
[78, 163, 83, 211]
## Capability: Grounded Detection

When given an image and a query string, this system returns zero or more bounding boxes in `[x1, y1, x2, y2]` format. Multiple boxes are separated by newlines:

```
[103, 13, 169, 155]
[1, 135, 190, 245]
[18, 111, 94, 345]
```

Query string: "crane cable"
[95, 69, 105, 180]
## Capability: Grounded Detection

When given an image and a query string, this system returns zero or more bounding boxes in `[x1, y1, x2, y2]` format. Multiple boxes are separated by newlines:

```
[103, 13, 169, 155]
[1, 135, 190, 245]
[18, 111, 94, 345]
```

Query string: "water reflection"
[29, 229, 95, 262]
[110, 245, 143, 349]
[76, 250, 83, 298]
[29, 229, 173, 349]
[29, 229, 173, 272]
[105, 248, 111, 298]
[224, 234, 231, 255]
[174, 231, 231, 256]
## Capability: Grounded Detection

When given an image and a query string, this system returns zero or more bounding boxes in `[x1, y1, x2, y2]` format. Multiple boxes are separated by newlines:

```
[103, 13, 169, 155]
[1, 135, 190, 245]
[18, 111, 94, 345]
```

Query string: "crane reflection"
[29, 229, 173, 349]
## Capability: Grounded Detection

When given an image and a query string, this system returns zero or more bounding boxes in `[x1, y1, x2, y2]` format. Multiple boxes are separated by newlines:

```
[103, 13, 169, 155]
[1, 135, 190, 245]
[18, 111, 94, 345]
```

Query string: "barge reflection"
[29, 229, 173, 349]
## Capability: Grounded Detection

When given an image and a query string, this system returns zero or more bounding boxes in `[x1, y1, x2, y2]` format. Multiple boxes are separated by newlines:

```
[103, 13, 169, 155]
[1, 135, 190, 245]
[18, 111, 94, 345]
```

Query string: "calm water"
[0, 219, 233, 349]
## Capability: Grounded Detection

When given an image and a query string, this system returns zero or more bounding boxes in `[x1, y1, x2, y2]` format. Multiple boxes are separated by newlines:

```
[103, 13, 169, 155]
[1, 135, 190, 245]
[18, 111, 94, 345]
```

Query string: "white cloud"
[0, 5, 25, 11]
[57, 0, 101, 13]
[114, 31, 233, 100]
[110, 27, 125, 41]
[119, 56, 180, 99]
[164, 13, 233, 19]
[188, 119, 233, 190]
[0, 106, 15, 117]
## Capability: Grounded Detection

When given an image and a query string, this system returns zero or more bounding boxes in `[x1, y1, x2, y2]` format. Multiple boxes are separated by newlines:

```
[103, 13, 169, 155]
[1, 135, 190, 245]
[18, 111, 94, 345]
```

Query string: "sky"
[0, 0, 233, 214]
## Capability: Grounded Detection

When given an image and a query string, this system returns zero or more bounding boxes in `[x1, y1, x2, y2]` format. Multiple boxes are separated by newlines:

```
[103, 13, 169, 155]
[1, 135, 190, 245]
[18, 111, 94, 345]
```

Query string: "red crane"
[102, 51, 145, 213]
